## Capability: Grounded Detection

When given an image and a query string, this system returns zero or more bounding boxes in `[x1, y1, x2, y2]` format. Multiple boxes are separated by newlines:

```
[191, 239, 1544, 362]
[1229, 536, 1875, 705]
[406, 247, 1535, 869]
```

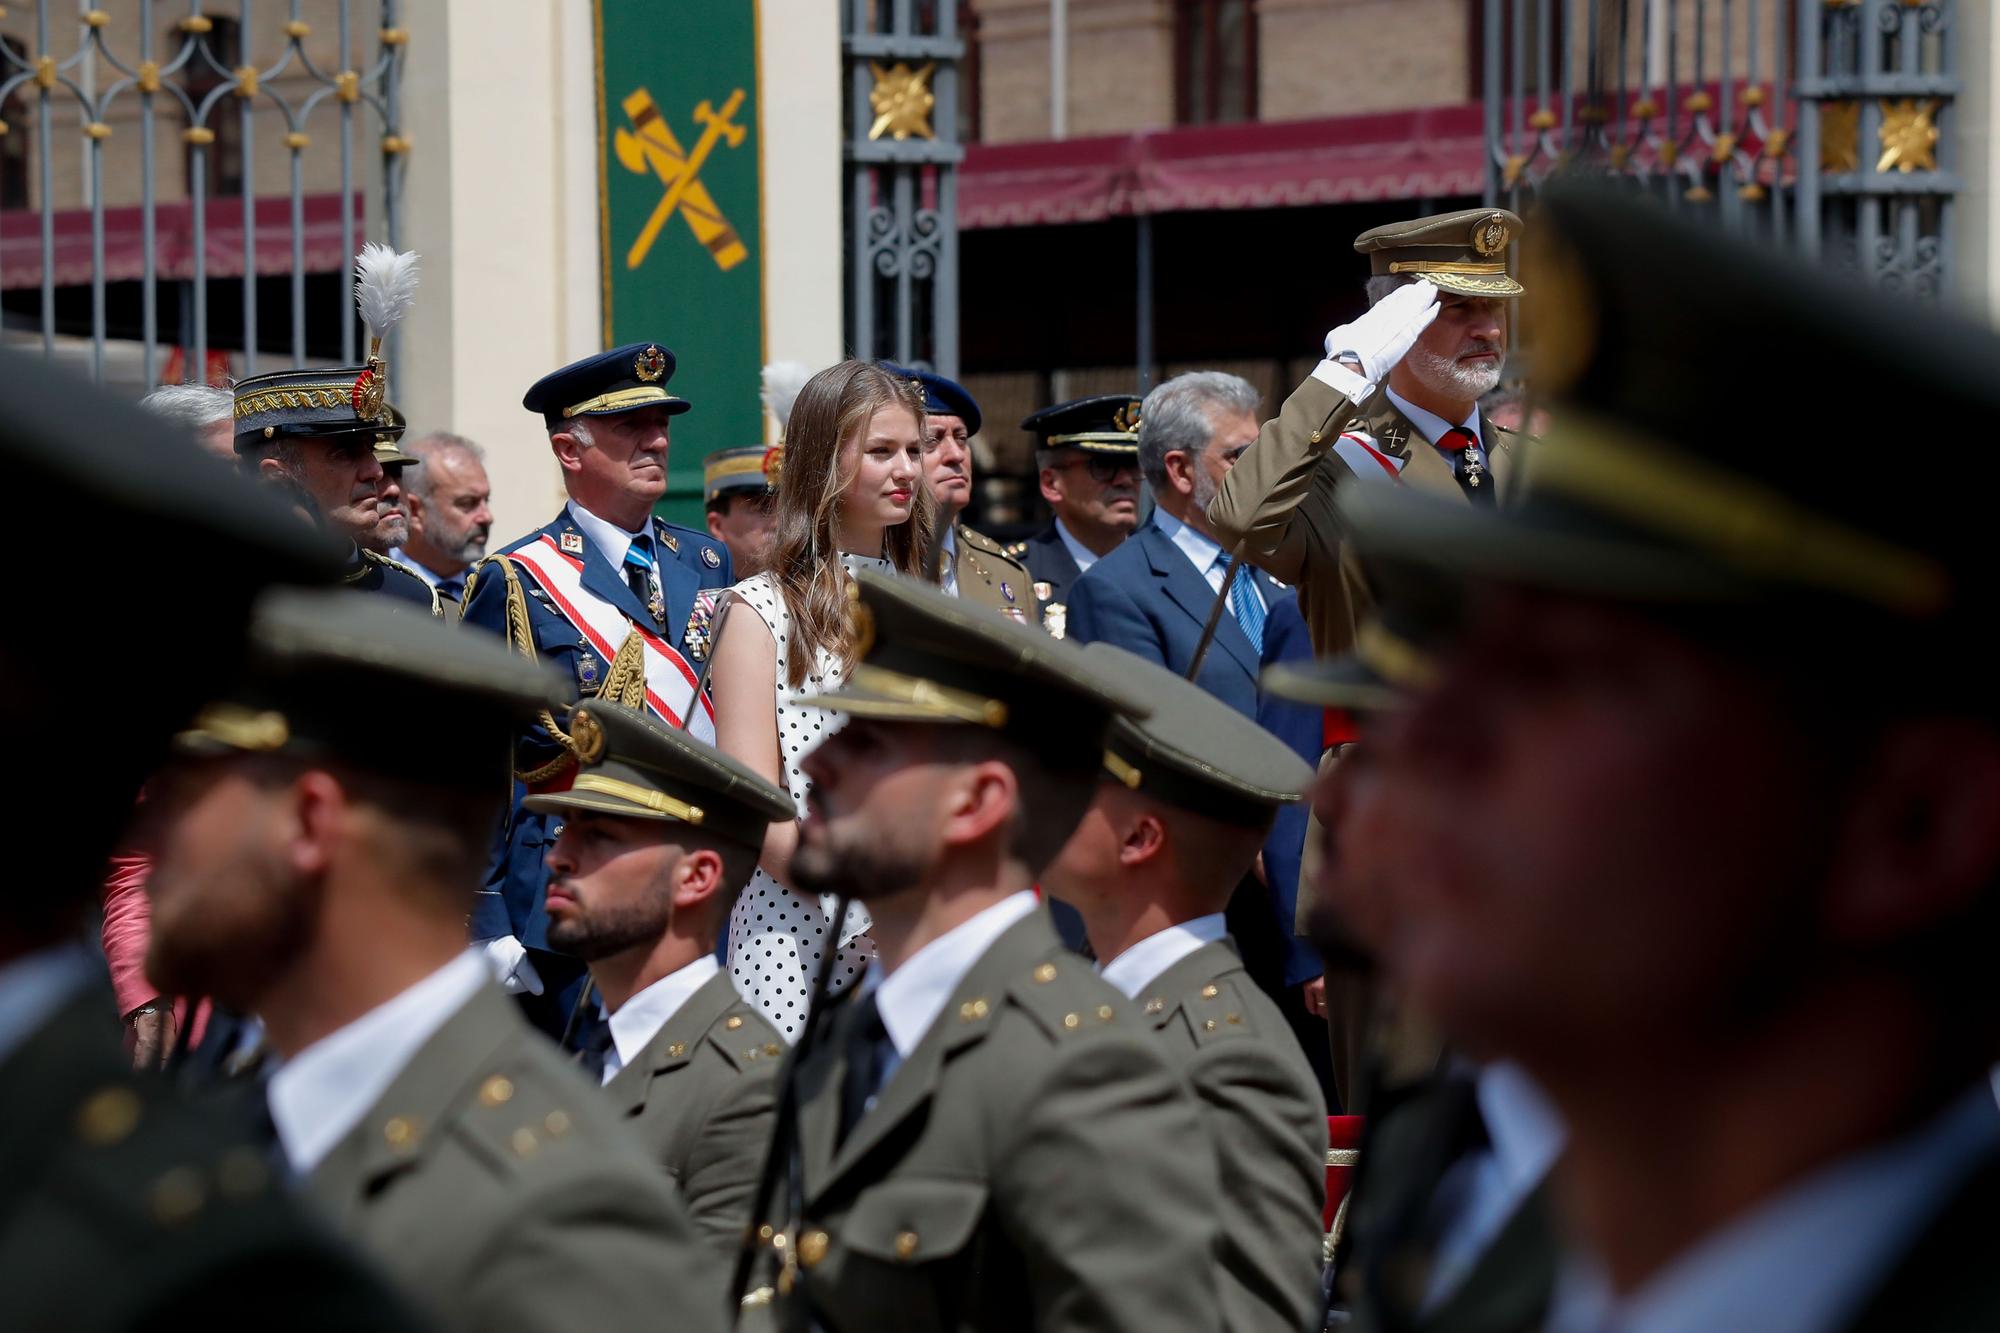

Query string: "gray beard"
[1406, 344, 1505, 401]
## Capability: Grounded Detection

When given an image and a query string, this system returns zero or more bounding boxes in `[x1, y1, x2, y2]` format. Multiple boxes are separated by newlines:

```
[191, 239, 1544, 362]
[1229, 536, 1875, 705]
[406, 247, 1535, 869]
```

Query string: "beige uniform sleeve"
[1206, 373, 1367, 585]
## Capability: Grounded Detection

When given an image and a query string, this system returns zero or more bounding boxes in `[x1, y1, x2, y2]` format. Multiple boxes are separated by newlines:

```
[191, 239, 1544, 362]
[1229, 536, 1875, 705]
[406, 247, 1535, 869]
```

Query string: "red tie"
[1437, 427, 1477, 452]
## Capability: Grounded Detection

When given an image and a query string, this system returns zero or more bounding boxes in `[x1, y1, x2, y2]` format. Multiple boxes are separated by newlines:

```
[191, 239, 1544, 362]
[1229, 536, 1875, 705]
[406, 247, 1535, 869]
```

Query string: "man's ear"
[942, 760, 1017, 849]
[286, 769, 346, 880]
[1822, 719, 2000, 944]
[1119, 812, 1168, 868]
[674, 847, 725, 912]
[258, 455, 291, 481]
[706, 509, 727, 542]
[1161, 449, 1198, 500]
[404, 488, 427, 536]
[549, 431, 585, 475]
[1038, 466, 1065, 508]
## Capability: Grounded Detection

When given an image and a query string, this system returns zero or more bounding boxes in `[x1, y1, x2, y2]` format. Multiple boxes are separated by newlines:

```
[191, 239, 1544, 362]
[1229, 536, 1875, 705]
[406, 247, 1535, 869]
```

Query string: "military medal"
[1000, 581, 1016, 604]
[685, 595, 715, 662]
[575, 651, 601, 688]
[560, 531, 584, 555]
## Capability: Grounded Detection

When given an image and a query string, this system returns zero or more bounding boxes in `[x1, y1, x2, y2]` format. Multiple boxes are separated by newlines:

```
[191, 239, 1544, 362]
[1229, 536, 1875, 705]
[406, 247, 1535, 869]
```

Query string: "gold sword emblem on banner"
[614, 87, 750, 272]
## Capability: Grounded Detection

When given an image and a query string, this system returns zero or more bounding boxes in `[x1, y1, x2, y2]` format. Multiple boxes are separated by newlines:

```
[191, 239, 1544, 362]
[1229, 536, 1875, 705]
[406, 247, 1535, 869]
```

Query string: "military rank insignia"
[560, 531, 585, 555]
[701, 546, 721, 568]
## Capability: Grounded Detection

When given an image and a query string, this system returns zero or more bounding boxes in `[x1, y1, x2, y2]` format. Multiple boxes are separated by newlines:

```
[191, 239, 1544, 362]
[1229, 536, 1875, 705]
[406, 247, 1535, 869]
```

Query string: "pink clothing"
[101, 853, 208, 1046]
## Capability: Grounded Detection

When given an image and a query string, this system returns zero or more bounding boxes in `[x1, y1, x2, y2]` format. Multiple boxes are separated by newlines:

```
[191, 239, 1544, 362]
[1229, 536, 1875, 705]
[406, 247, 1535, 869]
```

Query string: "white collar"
[872, 890, 1039, 1058]
[565, 499, 649, 571]
[266, 950, 491, 1175]
[1546, 1081, 2000, 1333]
[385, 546, 450, 590]
[1384, 387, 1482, 452]
[601, 955, 721, 1085]
[940, 525, 959, 558]
[1053, 518, 1104, 575]
[1097, 914, 1229, 1000]
[1150, 507, 1228, 576]
[0, 943, 97, 1068]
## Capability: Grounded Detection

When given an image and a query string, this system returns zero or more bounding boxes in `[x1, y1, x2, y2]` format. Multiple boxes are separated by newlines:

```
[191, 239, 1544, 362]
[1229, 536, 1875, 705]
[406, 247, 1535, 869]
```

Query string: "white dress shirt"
[872, 890, 1039, 1060]
[1422, 1061, 1566, 1310]
[1053, 519, 1104, 577]
[566, 498, 647, 570]
[386, 545, 450, 592]
[598, 955, 721, 1086]
[1097, 913, 1229, 1000]
[265, 949, 491, 1175]
[0, 943, 96, 1067]
[1544, 1081, 2000, 1333]
[1151, 509, 1266, 613]
[938, 525, 960, 597]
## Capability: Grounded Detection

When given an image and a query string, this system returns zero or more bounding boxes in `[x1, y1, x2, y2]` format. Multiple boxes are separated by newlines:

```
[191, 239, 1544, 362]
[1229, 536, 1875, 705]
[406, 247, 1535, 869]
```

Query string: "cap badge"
[761, 445, 784, 485]
[351, 366, 386, 421]
[1473, 215, 1510, 257]
[634, 345, 668, 383]
[560, 531, 585, 555]
[1112, 401, 1143, 434]
[570, 708, 607, 765]
[701, 546, 721, 568]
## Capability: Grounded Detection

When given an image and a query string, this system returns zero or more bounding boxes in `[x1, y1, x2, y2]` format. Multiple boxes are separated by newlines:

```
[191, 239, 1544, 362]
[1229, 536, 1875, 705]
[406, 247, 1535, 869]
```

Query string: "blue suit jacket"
[459, 507, 731, 950]
[1065, 516, 1288, 719]
[1256, 597, 1326, 988]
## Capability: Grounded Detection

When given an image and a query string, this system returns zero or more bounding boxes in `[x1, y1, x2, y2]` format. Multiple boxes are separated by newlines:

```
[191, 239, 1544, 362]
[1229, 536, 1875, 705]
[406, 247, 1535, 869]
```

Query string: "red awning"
[0, 192, 364, 291]
[960, 103, 1487, 229]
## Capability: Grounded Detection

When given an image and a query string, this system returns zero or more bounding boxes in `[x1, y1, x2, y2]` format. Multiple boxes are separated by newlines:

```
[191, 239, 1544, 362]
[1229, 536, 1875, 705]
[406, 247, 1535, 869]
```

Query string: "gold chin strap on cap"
[1044, 432, 1140, 447]
[1101, 749, 1143, 790]
[1386, 260, 1509, 276]
[1528, 413, 1951, 618]
[571, 774, 706, 824]
[1355, 620, 1438, 691]
[846, 663, 1010, 728]
[181, 704, 290, 752]
[563, 386, 683, 418]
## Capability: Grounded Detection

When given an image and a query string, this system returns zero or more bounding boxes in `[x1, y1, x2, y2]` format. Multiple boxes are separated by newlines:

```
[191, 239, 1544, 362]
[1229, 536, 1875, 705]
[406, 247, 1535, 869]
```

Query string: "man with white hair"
[1208, 208, 1524, 658]
[139, 382, 236, 460]
[390, 431, 494, 604]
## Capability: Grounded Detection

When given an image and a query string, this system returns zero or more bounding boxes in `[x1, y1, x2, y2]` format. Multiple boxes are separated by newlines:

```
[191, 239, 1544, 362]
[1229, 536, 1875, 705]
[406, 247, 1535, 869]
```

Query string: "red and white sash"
[507, 535, 717, 741]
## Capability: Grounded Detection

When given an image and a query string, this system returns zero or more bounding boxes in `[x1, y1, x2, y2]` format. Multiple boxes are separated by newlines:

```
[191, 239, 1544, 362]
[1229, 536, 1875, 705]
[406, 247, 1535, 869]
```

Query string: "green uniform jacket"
[1137, 938, 1328, 1333]
[951, 523, 1041, 627]
[774, 909, 1225, 1333]
[304, 983, 727, 1333]
[0, 988, 426, 1333]
[602, 969, 781, 1258]
[1205, 374, 1515, 657]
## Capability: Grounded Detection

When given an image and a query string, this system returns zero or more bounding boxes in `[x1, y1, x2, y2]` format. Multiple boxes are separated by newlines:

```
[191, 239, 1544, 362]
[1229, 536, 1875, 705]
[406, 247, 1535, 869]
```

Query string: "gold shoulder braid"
[496, 556, 583, 785]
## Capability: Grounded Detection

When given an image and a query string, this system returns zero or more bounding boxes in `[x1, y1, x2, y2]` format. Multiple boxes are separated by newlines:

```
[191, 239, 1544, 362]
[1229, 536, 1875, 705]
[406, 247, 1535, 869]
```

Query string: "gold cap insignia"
[634, 345, 667, 383]
[351, 364, 387, 420]
[1112, 401, 1143, 434]
[762, 445, 784, 485]
[570, 708, 606, 765]
[1472, 214, 1511, 257]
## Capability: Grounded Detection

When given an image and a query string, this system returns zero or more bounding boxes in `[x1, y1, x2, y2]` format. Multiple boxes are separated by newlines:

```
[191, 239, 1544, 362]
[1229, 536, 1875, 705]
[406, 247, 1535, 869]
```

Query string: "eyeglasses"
[1056, 455, 1138, 485]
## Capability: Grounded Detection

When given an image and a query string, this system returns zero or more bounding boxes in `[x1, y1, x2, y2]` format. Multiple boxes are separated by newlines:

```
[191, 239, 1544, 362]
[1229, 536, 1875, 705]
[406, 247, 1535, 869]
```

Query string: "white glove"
[1311, 278, 1442, 400]
[479, 936, 545, 996]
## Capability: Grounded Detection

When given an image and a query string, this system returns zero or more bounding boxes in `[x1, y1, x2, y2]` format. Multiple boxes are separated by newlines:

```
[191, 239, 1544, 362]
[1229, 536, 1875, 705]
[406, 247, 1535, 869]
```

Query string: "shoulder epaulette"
[1005, 955, 1126, 1042]
[1176, 974, 1258, 1046]
[362, 549, 445, 619]
[455, 1063, 596, 1178]
[704, 1003, 786, 1074]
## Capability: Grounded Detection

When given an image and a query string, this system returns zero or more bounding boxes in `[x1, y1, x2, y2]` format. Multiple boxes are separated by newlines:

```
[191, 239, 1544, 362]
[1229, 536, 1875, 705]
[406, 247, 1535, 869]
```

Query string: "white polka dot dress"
[722, 556, 889, 1041]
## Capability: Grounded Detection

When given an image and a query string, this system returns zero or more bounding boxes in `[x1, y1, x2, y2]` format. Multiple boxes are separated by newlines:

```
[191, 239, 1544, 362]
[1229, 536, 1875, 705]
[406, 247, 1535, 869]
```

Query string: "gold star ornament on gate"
[1876, 98, 1940, 174]
[869, 61, 937, 141]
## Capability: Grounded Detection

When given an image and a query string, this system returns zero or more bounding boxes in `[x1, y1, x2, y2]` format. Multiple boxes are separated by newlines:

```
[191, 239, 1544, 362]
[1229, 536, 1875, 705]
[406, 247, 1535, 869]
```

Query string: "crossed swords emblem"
[614, 87, 749, 273]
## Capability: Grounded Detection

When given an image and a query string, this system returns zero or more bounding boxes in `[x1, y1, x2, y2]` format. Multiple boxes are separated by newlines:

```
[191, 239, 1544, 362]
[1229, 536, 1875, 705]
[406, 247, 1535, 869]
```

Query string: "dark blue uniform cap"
[522, 342, 693, 429]
[878, 361, 983, 437]
[1020, 393, 1143, 456]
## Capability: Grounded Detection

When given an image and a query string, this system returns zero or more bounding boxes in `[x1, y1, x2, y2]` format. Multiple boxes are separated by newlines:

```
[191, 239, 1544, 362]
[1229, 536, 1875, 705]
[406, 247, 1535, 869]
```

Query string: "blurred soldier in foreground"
[144, 592, 725, 1333]
[1341, 186, 2000, 1332]
[0, 348, 425, 1333]
[1044, 646, 1325, 1333]
[750, 572, 1224, 1330]
[529, 700, 792, 1255]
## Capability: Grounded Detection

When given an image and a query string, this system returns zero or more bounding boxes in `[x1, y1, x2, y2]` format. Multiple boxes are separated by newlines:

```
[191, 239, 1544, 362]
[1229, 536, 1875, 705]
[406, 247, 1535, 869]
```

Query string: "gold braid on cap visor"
[570, 774, 706, 824]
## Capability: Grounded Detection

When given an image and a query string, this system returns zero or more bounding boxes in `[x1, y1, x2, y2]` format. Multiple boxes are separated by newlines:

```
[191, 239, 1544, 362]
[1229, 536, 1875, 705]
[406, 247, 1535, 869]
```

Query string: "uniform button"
[1144, 998, 1165, 1014]
[726, 1015, 745, 1030]
[543, 1110, 573, 1137]
[1062, 1012, 1080, 1030]
[76, 1086, 142, 1146]
[798, 1229, 830, 1268]
[383, 1116, 420, 1153]
[667, 1042, 687, 1058]
[479, 1075, 515, 1107]
[1033, 963, 1058, 983]
[1200, 984, 1219, 999]
[895, 1230, 920, 1260]
[1096, 1005, 1114, 1021]
[764, 1043, 783, 1057]
[511, 1128, 539, 1158]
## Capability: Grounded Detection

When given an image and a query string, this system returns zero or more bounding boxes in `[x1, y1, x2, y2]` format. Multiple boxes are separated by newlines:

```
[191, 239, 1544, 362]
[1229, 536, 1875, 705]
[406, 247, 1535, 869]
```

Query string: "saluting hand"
[1321, 278, 1442, 391]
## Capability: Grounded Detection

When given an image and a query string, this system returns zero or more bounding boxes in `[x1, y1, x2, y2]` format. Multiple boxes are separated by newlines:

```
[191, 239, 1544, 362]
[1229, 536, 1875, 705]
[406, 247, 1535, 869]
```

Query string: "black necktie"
[837, 993, 892, 1146]
[576, 1020, 615, 1083]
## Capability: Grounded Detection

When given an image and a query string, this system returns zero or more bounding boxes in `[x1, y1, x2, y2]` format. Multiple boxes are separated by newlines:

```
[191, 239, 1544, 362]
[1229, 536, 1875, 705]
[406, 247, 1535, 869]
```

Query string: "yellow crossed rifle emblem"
[614, 87, 750, 272]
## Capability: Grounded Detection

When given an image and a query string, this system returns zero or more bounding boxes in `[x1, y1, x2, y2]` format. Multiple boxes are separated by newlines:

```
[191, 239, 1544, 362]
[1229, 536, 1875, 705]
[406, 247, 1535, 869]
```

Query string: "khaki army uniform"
[305, 983, 726, 1333]
[775, 910, 1224, 1333]
[1137, 939, 1328, 1333]
[949, 523, 1040, 625]
[603, 969, 782, 1257]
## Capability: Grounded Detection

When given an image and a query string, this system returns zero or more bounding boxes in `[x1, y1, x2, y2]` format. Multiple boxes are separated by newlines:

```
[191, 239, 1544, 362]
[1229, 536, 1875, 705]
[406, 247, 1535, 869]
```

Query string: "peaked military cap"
[703, 446, 780, 507]
[373, 403, 415, 467]
[879, 361, 983, 436]
[177, 587, 564, 789]
[820, 570, 1149, 761]
[523, 343, 692, 429]
[1084, 645, 1312, 826]
[1021, 393, 1142, 456]
[1341, 184, 1983, 661]
[522, 701, 794, 849]
[1354, 207, 1525, 298]
[234, 366, 401, 451]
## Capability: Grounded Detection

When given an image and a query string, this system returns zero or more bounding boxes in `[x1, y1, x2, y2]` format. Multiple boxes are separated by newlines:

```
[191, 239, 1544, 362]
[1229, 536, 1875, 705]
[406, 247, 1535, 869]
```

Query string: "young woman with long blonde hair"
[709, 360, 934, 1037]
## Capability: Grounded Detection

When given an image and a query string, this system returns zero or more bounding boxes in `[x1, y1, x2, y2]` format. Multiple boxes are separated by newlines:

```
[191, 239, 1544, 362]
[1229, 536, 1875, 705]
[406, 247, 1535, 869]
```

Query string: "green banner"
[595, 0, 764, 528]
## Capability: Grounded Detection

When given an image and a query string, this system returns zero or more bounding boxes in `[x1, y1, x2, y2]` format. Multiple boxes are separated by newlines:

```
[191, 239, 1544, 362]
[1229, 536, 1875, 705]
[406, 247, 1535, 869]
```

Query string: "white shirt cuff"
[1309, 357, 1372, 404]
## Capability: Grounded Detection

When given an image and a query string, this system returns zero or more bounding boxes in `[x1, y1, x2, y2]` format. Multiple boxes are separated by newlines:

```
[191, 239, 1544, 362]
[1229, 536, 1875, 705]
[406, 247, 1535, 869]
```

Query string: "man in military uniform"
[701, 444, 781, 574]
[881, 361, 1039, 625]
[0, 346, 426, 1333]
[459, 343, 733, 1027]
[144, 590, 726, 1333]
[1208, 208, 1524, 657]
[1339, 186, 2000, 1332]
[360, 406, 420, 556]
[1008, 394, 1144, 636]
[1043, 645, 1326, 1333]
[748, 571, 1224, 1329]
[525, 699, 793, 1256]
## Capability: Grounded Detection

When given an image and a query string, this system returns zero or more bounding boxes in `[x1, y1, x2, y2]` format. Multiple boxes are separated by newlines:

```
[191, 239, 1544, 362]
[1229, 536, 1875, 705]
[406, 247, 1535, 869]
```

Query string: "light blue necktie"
[1214, 551, 1266, 652]
[623, 535, 662, 624]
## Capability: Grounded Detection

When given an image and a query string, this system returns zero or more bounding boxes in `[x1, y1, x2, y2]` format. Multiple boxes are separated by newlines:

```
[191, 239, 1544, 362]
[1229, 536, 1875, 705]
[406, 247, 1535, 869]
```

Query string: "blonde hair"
[768, 360, 935, 687]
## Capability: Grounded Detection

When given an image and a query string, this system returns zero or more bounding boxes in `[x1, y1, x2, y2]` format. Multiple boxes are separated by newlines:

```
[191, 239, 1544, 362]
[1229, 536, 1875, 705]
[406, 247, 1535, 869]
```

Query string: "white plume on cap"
[760, 360, 814, 433]
[353, 242, 421, 345]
